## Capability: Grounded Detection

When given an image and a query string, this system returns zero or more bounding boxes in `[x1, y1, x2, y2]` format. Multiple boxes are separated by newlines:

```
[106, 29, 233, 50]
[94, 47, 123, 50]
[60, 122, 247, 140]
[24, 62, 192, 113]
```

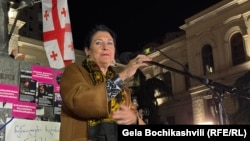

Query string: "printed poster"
[19, 70, 37, 103]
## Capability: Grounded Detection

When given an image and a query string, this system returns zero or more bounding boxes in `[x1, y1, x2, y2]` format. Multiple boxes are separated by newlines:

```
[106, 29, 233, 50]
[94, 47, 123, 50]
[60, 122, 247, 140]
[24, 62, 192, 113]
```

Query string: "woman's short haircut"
[83, 24, 117, 49]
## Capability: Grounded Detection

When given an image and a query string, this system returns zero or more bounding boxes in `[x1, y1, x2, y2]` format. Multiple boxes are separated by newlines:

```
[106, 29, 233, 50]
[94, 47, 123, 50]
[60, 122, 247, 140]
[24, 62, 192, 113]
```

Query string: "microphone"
[119, 51, 137, 64]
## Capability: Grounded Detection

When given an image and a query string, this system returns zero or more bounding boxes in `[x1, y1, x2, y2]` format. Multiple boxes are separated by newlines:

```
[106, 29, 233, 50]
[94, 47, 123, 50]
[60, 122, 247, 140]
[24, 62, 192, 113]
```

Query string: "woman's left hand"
[118, 54, 152, 81]
[111, 104, 137, 125]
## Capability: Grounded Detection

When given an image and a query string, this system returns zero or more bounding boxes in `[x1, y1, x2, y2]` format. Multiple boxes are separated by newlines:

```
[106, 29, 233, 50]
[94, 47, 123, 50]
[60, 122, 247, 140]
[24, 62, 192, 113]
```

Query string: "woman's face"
[24, 81, 29, 87]
[85, 31, 115, 68]
[39, 85, 45, 93]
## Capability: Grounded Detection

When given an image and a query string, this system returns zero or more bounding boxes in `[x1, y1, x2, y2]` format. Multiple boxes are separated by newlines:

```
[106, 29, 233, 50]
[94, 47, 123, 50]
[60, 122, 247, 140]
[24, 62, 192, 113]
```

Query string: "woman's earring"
[86, 55, 93, 61]
[86, 55, 90, 61]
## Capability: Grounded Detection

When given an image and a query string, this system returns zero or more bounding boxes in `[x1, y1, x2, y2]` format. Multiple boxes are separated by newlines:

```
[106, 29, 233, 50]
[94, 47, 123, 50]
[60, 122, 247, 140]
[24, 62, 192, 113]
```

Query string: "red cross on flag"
[42, 0, 75, 69]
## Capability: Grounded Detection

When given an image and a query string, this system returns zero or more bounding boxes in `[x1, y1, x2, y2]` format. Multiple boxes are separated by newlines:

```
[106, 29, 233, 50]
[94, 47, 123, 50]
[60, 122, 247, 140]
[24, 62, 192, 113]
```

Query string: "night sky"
[68, 0, 222, 56]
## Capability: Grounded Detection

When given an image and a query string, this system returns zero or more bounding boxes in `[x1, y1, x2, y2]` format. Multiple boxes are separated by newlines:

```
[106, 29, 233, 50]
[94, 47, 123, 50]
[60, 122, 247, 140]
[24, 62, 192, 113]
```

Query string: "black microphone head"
[119, 52, 133, 64]
[119, 51, 140, 64]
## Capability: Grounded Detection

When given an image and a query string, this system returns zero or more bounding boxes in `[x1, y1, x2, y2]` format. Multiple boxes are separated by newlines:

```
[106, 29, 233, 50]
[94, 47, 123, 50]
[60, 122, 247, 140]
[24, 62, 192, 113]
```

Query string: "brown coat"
[59, 63, 144, 141]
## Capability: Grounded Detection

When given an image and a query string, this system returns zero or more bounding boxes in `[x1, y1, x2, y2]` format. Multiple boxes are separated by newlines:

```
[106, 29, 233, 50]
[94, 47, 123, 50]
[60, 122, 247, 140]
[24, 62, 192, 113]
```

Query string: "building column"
[191, 95, 206, 124]
[0, 0, 9, 56]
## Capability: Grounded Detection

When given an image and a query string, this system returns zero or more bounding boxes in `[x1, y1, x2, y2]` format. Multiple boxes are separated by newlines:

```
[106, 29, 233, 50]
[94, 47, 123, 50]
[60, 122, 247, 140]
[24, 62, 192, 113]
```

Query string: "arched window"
[231, 32, 246, 66]
[202, 44, 214, 75]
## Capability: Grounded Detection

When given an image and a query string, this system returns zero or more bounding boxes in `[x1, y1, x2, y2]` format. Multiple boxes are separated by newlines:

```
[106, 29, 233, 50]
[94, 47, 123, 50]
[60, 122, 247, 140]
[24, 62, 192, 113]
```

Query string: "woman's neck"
[100, 66, 108, 75]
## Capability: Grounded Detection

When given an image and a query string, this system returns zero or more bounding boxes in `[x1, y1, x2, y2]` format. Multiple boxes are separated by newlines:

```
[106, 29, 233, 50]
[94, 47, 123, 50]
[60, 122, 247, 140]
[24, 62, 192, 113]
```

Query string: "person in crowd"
[59, 24, 152, 141]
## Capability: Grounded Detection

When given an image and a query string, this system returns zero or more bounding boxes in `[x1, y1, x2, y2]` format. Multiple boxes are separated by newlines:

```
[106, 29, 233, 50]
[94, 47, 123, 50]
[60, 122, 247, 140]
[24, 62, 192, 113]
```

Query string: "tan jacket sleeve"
[60, 63, 110, 119]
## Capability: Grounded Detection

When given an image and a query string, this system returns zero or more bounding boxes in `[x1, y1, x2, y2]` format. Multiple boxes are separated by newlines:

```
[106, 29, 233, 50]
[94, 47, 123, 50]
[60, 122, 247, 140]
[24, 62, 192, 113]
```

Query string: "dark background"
[68, 0, 222, 55]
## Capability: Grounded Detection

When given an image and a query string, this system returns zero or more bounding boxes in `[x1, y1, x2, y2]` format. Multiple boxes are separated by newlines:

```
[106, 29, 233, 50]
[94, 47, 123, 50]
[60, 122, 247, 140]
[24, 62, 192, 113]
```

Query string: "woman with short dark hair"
[59, 24, 152, 141]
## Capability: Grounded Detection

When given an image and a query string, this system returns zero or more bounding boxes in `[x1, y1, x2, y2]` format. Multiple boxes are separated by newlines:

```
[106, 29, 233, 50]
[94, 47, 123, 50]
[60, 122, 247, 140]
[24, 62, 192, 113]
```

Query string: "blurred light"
[197, 121, 214, 125]
[8, 8, 15, 18]
[156, 97, 168, 106]
[154, 89, 168, 105]
[144, 48, 151, 55]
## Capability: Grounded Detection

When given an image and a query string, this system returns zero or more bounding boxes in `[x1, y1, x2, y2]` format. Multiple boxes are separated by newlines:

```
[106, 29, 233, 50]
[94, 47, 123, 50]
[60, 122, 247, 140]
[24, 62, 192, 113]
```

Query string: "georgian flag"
[42, 0, 75, 69]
